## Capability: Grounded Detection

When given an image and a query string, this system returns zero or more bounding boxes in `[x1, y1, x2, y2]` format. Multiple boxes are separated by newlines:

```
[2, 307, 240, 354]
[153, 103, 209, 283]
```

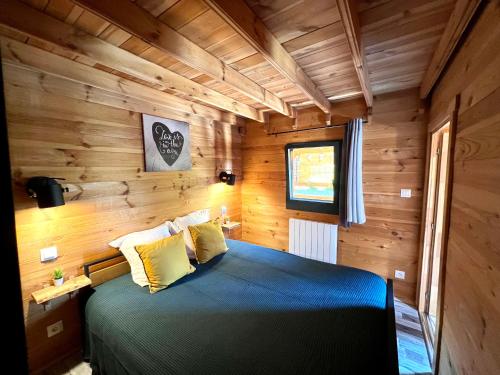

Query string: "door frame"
[420, 122, 449, 354]
[416, 95, 460, 373]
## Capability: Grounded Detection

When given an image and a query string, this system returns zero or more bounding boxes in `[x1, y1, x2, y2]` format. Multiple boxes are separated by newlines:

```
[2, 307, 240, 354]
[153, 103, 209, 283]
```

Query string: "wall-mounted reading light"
[219, 170, 236, 186]
[26, 177, 69, 209]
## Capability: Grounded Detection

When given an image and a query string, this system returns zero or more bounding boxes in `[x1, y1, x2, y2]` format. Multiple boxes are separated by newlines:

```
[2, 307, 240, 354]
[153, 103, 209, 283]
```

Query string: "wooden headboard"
[83, 253, 130, 287]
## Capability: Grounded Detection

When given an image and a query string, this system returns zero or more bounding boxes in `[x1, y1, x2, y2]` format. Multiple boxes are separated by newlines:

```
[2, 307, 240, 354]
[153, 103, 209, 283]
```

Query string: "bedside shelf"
[221, 222, 241, 230]
[32, 275, 91, 305]
[221, 222, 242, 240]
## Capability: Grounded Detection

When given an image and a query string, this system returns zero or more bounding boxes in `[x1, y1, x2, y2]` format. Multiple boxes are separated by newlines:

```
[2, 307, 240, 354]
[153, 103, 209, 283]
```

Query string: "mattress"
[84, 239, 388, 374]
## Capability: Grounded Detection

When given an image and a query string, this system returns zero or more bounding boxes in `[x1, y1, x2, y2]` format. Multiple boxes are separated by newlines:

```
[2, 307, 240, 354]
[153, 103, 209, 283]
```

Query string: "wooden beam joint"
[420, 0, 482, 98]
[72, 0, 292, 117]
[336, 0, 373, 107]
[204, 0, 331, 114]
[0, 0, 262, 122]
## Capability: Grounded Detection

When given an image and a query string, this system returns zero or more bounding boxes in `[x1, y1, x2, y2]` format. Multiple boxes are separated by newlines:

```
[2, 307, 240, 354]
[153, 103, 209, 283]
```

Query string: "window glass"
[289, 146, 334, 203]
[285, 140, 341, 215]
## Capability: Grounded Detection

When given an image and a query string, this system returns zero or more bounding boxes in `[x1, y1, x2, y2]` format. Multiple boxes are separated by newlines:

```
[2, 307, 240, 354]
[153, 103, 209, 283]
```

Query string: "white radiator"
[288, 218, 338, 264]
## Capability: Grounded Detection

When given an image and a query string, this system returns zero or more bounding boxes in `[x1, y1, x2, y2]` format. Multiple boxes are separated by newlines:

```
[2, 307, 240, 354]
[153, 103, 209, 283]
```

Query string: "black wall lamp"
[219, 170, 236, 186]
[26, 177, 69, 209]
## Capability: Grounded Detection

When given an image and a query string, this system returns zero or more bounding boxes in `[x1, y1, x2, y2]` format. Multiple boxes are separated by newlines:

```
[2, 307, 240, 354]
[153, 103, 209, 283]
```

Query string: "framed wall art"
[142, 114, 191, 172]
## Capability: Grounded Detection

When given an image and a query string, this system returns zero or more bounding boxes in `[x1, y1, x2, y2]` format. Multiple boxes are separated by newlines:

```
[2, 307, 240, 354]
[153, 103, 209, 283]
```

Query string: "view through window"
[285, 140, 341, 214]
[289, 146, 334, 203]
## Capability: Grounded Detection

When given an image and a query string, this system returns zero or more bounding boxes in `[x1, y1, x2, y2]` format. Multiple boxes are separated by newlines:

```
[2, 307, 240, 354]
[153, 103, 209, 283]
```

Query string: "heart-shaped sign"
[152, 122, 185, 166]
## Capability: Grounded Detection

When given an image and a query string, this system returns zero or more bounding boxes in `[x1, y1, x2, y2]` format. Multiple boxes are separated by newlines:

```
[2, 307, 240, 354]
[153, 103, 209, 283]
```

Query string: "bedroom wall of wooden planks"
[242, 89, 427, 304]
[429, 1, 500, 374]
[3, 46, 242, 371]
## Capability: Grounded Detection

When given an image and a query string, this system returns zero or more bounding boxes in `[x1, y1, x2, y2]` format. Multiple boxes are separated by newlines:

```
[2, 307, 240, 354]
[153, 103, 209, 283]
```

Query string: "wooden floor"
[395, 299, 432, 375]
[41, 354, 90, 375]
[42, 299, 431, 375]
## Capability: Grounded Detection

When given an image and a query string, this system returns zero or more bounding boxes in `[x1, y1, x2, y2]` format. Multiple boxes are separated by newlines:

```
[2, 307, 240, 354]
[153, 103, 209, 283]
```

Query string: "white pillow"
[109, 223, 171, 287]
[169, 209, 210, 259]
[108, 222, 174, 248]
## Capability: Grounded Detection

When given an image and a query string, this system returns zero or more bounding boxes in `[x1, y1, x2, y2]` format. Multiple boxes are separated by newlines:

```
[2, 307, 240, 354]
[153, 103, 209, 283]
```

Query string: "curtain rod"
[267, 119, 368, 136]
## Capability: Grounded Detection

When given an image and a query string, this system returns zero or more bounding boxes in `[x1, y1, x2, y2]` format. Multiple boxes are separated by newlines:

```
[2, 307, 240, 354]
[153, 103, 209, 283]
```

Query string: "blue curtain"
[340, 118, 366, 227]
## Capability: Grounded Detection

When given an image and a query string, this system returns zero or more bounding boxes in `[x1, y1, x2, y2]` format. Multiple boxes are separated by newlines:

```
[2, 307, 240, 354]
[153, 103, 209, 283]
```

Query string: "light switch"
[40, 246, 58, 262]
[395, 270, 406, 280]
[400, 189, 412, 198]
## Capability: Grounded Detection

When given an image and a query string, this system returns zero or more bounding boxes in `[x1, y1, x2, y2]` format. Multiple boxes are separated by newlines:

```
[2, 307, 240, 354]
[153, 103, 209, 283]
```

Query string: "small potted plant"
[53, 268, 64, 287]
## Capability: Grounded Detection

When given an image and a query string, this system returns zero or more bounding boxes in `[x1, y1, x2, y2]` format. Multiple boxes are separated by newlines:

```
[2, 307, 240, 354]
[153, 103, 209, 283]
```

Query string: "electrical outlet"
[400, 189, 412, 198]
[40, 246, 58, 262]
[47, 320, 63, 338]
[395, 270, 406, 280]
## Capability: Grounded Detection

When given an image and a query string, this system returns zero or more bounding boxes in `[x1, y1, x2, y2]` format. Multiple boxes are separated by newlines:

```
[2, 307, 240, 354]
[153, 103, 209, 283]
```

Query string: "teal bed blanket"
[84, 239, 388, 374]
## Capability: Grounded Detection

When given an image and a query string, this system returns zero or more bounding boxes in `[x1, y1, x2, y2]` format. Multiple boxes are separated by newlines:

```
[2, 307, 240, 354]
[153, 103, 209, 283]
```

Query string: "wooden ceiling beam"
[1, 37, 233, 124]
[73, 0, 293, 117]
[0, 0, 262, 122]
[420, 0, 482, 98]
[336, 0, 373, 108]
[204, 0, 332, 114]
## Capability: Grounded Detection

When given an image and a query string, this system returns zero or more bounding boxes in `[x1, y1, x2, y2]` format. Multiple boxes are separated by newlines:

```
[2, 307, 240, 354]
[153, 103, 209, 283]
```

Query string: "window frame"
[285, 140, 342, 215]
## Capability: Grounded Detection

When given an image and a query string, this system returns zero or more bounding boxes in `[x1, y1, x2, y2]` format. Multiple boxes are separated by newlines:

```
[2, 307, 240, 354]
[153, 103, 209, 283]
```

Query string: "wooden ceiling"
[0, 0, 458, 121]
[247, 0, 363, 103]
[359, 0, 455, 95]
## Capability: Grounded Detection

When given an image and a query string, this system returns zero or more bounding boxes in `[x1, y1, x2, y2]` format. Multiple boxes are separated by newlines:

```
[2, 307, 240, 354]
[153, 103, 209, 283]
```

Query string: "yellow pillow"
[135, 233, 195, 294]
[188, 220, 228, 264]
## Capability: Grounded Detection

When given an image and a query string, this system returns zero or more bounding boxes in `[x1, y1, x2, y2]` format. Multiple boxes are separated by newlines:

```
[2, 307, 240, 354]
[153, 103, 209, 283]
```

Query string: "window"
[285, 140, 342, 214]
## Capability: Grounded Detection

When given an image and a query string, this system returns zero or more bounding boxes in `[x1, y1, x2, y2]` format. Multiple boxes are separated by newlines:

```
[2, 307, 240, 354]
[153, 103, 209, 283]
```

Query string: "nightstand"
[32, 275, 91, 310]
[221, 222, 242, 240]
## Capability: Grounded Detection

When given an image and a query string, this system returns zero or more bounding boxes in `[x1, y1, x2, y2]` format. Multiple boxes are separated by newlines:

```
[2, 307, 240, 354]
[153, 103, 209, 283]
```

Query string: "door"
[419, 122, 451, 358]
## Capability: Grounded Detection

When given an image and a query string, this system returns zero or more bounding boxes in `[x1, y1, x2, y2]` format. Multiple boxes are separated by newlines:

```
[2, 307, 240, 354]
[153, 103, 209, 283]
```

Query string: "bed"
[83, 239, 398, 375]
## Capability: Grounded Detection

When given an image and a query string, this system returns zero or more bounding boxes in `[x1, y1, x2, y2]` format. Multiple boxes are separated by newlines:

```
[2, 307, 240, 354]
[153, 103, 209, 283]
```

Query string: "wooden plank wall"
[4, 52, 242, 371]
[428, 1, 500, 373]
[242, 88, 427, 303]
